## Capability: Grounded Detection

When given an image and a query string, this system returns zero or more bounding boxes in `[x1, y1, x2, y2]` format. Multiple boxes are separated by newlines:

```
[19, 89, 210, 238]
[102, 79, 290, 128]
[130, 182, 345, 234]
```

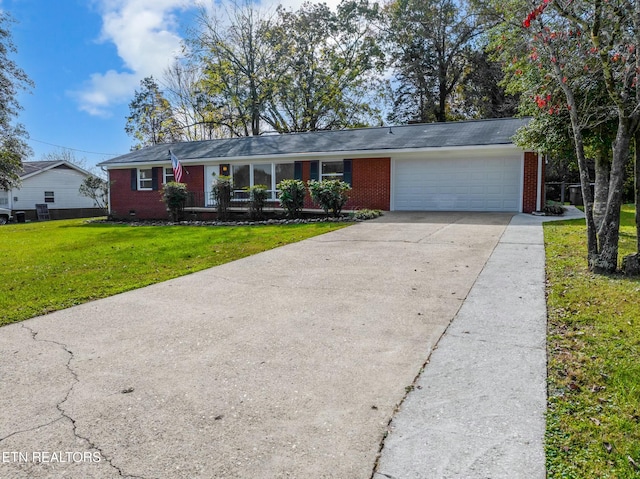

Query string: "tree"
[163, 59, 229, 141]
[125, 76, 178, 149]
[384, 0, 485, 123]
[0, 12, 33, 190]
[263, 0, 384, 132]
[455, 49, 519, 119]
[79, 176, 109, 210]
[492, 0, 640, 273]
[41, 148, 93, 172]
[191, 1, 274, 137]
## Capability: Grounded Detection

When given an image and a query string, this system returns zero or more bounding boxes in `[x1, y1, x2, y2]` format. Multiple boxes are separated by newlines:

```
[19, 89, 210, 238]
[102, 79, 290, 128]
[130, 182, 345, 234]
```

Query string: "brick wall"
[347, 158, 390, 210]
[522, 152, 540, 213]
[109, 166, 205, 219]
[298, 158, 390, 211]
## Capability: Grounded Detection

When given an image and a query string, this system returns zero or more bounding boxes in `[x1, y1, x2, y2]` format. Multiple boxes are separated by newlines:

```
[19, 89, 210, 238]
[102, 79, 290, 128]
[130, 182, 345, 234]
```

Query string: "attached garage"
[392, 149, 523, 212]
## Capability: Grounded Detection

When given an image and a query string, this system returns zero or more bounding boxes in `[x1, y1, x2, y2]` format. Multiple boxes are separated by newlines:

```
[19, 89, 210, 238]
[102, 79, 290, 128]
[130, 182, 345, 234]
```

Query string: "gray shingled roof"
[20, 161, 61, 177]
[99, 117, 530, 166]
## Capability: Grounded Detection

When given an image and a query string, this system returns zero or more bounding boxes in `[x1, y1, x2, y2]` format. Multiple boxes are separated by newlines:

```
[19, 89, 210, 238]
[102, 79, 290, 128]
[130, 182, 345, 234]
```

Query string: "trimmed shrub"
[350, 209, 383, 220]
[544, 203, 565, 216]
[277, 179, 306, 218]
[211, 176, 233, 220]
[247, 184, 269, 219]
[307, 179, 351, 217]
[162, 182, 188, 221]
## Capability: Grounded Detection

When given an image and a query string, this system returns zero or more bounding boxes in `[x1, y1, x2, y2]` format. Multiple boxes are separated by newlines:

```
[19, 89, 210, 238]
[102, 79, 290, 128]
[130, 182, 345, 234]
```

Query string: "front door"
[204, 165, 219, 206]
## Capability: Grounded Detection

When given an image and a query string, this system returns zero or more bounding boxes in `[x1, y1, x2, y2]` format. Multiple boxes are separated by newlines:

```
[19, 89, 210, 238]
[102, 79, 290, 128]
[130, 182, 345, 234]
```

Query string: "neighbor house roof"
[99, 117, 531, 167]
[20, 161, 93, 181]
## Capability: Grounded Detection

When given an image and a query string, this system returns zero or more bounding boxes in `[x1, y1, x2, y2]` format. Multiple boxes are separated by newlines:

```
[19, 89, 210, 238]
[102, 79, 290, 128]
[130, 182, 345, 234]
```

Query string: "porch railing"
[185, 190, 280, 209]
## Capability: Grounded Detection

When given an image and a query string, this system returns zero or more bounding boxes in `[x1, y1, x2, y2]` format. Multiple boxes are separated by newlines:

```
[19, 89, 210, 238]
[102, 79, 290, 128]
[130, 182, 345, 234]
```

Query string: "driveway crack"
[10, 324, 154, 479]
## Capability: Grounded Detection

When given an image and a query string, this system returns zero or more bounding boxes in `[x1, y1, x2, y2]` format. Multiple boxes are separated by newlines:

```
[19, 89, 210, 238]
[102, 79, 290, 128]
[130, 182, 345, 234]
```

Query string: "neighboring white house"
[0, 161, 104, 220]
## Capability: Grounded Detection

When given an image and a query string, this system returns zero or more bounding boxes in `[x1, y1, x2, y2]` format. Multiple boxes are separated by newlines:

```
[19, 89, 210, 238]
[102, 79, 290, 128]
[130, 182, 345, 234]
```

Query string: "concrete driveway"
[0, 212, 512, 479]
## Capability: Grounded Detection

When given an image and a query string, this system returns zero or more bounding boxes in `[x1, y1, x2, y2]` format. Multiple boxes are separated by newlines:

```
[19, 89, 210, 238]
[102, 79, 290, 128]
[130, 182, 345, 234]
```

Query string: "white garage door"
[393, 155, 522, 212]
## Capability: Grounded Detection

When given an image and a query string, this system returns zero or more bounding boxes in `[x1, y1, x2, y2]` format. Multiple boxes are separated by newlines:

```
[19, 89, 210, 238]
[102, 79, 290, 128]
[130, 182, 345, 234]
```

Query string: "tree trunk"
[563, 90, 599, 266]
[592, 148, 610, 231]
[592, 119, 632, 273]
[552, 57, 599, 266]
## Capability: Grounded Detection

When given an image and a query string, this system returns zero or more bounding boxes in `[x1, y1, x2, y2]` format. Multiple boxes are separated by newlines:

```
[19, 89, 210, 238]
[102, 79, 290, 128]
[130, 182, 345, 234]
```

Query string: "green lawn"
[545, 205, 640, 478]
[0, 218, 349, 326]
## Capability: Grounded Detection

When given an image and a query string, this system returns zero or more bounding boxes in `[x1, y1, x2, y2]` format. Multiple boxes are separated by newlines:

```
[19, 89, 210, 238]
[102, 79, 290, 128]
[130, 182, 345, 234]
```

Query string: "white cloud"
[74, 70, 139, 117]
[73, 0, 343, 117]
[72, 0, 195, 116]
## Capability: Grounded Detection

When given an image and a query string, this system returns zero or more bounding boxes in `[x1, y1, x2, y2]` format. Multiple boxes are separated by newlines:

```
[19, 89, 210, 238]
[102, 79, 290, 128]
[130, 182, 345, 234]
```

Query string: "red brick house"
[99, 117, 544, 220]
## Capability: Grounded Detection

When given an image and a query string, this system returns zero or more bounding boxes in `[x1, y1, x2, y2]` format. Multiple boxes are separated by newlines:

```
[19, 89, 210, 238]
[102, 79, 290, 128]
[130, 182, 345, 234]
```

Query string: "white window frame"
[252, 163, 275, 200]
[164, 166, 175, 184]
[224, 162, 297, 201]
[44, 191, 55, 203]
[138, 168, 153, 190]
[320, 160, 344, 180]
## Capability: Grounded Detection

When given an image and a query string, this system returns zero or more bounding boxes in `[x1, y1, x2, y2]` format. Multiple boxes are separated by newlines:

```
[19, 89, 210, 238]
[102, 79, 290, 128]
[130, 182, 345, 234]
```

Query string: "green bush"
[247, 184, 269, 219]
[544, 203, 565, 216]
[307, 179, 351, 217]
[162, 182, 188, 221]
[211, 175, 233, 220]
[350, 209, 383, 220]
[277, 179, 306, 218]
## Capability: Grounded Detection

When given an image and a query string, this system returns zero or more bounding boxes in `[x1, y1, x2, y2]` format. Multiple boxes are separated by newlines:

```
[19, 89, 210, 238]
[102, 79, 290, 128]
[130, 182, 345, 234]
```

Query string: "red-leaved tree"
[493, 0, 640, 273]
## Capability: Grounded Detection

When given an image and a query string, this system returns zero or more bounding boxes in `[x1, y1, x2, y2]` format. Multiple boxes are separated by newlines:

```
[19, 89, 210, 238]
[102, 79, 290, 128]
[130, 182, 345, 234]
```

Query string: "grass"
[545, 205, 640, 478]
[0, 218, 349, 326]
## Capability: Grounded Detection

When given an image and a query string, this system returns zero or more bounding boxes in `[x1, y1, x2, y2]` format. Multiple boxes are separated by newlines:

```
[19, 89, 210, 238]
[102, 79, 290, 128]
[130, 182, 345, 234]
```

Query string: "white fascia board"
[20, 161, 93, 180]
[103, 143, 520, 169]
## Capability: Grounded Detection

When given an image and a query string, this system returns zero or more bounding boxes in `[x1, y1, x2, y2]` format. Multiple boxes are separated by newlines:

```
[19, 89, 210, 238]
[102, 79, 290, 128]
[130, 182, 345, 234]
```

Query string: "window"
[253, 164, 272, 188]
[232, 164, 250, 199]
[138, 168, 153, 190]
[164, 167, 175, 184]
[44, 191, 55, 203]
[321, 161, 344, 180]
[224, 163, 297, 200]
[275, 163, 295, 184]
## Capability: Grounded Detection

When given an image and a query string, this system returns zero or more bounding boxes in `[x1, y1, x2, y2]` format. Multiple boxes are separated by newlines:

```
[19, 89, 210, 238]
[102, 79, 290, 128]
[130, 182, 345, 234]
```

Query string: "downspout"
[536, 152, 544, 212]
[102, 166, 111, 216]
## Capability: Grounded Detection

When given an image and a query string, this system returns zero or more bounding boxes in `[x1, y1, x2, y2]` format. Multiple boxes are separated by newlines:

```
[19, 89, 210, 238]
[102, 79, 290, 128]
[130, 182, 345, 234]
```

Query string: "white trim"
[519, 153, 525, 213]
[163, 165, 175, 184]
[390, 158, 397, 211]
[20, 160, 95, 181]
[320, 160, 344, 181]
[101, 144, 519, 170]
[536, 153, 543, 211]
[137, 167, 153, 191]
[107, 175, 112, 215]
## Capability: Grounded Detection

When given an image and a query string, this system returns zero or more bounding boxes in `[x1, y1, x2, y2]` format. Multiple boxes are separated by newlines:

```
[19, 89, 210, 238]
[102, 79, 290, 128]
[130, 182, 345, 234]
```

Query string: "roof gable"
[99, 117, 531, 167]
[20, 161, 93, 181]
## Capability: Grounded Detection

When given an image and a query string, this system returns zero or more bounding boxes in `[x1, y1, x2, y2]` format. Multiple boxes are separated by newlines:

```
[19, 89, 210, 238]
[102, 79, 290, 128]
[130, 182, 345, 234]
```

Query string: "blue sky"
[2, 0, 338, 171]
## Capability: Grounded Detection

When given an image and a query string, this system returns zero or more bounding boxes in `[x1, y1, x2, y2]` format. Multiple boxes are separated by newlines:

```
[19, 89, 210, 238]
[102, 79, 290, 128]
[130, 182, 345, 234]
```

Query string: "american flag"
[170, 150, 184, 183]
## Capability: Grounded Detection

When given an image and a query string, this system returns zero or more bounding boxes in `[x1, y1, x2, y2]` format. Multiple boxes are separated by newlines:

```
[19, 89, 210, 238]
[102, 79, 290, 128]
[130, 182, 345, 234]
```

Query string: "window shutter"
[343, 159, 352, 186]
[152, 167, 161, 191]
[131, 169, 137, 191]
[294, 161, 302, 180]
[310, 161, 319, 181]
